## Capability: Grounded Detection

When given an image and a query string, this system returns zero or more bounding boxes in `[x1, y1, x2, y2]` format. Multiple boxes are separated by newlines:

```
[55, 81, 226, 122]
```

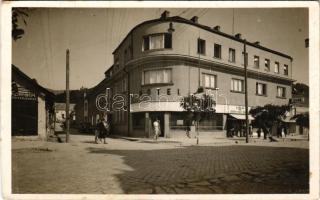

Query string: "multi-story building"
[85, 11, 294, 138]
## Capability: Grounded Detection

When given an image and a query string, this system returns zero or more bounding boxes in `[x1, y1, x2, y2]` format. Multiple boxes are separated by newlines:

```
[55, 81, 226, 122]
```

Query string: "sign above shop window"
[12, 82, 37, 101]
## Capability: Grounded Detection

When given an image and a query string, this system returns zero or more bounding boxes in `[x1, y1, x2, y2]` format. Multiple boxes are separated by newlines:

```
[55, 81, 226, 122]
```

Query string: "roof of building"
[112, 15, 293, 60]
[12, 64, 55, 98]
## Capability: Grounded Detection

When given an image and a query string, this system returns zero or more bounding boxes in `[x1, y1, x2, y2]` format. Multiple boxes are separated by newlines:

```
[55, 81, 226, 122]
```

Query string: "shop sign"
[12, 82, 37, 101]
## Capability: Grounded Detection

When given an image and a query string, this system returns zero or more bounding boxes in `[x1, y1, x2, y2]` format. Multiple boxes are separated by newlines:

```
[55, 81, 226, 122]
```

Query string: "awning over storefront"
[229, 114, 254, 120]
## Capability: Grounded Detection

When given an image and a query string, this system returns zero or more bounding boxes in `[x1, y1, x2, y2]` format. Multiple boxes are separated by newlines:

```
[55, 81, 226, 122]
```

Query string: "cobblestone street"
[12, 135, 309, 194]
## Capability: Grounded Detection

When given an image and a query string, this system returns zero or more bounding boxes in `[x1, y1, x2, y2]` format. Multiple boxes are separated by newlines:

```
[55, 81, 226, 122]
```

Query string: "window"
[177, 89, 180, 95]
[142, 33, 172, 51]
[231, 79, 244, 92]
[228, 48, 236, 63]
[242, 52, 248, 66]
[254, 55, 260, 68]
[214, 44, 222, 59]
[197, 38, 206, 54]
[143, 69, 172, 85]
[284, 64, 289, 75]
[164, 33, 172, 49]
[274, 62, 280, 74]
[264, 59, 270, 71]
[203, 74, 216, 88]
[256, 83, 267, 96]
[277, 86, 286, 98]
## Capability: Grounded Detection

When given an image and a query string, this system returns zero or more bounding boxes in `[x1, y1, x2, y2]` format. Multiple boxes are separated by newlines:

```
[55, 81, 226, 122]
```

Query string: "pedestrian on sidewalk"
[283, 124, 288, 137]
[277, 122, 282, 138]
[249, 124, 253, 137]
[257, 128, 261, 138]
[95, 115, 110, 144]
[185, 108, 193, 138]
[153, 118, 161, 140]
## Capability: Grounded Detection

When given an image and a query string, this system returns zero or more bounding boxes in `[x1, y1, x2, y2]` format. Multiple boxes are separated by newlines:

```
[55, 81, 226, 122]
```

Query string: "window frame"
[142, 33, 172, 52]
[142, 68, 173, 86]
[228, 48, 236, 63]
[242, 52, 248, 66]
[284, 64, 289, 76]
[202, 73, 217, 89]
[256, 82, 267, 96]
[254, 55, 260, 68]
[197, 38, 206, 55]
[231, 78, 245, 93]
[274, 61, 280, 74]
[214, 43, 222, 59]
[276, 86, 286, 98]
[264, 59, 270, 71]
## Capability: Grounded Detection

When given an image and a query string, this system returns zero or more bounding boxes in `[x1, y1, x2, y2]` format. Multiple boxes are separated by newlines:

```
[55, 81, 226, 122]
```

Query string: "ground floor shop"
[130, 111, 258, 138]
[12, 65, 54, 139]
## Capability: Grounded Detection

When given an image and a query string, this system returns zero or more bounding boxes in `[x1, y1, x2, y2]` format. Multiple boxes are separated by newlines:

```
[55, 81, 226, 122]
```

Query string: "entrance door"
[149, 112, 165, 137]
[12, 99, 38, 136]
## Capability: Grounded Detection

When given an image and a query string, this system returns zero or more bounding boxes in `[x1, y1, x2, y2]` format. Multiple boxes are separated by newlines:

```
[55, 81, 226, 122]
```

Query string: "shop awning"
[229, 114, 254, 120]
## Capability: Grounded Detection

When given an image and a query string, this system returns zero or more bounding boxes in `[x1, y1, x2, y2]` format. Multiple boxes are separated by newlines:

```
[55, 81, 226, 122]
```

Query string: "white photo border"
[1, 1, 319, 200]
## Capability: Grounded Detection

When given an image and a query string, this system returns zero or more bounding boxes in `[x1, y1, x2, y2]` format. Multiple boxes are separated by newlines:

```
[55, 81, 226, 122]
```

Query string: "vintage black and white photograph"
[2, 2, 319, 198]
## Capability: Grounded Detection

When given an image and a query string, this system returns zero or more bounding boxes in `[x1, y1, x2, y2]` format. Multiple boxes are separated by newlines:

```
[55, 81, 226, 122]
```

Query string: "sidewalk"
[110, 133, 309, 149]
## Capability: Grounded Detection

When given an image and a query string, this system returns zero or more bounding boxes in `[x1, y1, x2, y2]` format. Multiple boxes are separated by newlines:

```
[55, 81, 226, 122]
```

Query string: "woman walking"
[153, 118, 161, 140]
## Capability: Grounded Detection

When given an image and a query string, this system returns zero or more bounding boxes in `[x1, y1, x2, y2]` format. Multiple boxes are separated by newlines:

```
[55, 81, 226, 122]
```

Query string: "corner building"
[88, 11, 294, 138]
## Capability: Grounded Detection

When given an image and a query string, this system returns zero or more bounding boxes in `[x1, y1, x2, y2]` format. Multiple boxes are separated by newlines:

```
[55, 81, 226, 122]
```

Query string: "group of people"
[94, 115, 110, 144]
[226, 123, 253, 138]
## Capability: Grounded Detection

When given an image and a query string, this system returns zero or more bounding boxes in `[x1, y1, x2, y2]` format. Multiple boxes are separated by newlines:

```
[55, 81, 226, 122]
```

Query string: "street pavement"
[12, 133, 309, 194]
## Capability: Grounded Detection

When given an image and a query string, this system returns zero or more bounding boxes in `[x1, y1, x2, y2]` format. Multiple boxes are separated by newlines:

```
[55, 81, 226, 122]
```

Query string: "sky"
[12, 8, 309, 90]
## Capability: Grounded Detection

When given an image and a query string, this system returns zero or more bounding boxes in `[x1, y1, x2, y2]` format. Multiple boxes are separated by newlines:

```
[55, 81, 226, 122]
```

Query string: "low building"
[53, 103, 76, 132]
[12, 65, 55, 139]
[84, 11, 294, 138]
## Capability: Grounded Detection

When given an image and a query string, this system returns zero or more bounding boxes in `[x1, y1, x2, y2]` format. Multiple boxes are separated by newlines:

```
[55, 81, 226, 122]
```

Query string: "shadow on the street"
[86, 145, 309, 194]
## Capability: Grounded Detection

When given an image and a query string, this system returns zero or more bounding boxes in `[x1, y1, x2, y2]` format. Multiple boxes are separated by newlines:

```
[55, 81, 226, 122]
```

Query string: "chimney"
[160, 10, 170, 19]
[254, 41, 260, 46]
[190, 16, 198, 23]
[235, 33, 242, 39]
[213, 25, 221, 31]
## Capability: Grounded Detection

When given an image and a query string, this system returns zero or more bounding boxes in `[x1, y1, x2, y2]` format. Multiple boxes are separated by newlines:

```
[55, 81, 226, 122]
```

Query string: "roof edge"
[112, 16, 293, 60]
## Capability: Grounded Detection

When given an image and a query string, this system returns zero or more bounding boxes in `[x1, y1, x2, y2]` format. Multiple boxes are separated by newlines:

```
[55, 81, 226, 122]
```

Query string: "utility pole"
[66, 49, 70, 143]
[244, 40, 249, 143]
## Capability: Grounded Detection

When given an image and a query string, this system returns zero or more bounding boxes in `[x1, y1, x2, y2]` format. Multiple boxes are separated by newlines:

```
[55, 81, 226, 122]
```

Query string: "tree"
[180, 87, 216, 144]
[250, 104, 291, 139]
[12, 8, 29, 41]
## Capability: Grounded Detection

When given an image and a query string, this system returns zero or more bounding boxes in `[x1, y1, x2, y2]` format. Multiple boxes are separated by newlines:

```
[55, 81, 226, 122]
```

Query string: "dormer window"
[142, 33, 172, 51]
